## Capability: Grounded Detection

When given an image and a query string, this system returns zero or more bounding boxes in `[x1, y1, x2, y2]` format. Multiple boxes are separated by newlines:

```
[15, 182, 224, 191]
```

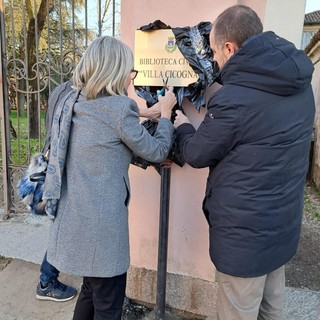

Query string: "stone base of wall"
[126, 266, 218, 319]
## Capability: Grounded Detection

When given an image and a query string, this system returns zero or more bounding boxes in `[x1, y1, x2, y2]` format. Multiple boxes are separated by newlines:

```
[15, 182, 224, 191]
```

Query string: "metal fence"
[0, 0, 121, 218]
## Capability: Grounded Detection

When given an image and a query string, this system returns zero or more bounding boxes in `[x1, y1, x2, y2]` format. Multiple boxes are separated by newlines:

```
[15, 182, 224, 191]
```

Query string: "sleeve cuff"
[176, 123, 195, 140]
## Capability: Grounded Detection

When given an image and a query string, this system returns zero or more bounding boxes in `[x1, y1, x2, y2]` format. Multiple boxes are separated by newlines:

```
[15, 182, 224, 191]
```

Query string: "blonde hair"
[72, 36, 134, 99]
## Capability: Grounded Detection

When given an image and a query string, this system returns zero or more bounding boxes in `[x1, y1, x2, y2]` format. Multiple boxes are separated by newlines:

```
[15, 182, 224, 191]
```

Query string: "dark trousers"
[73, 273, 127, 320]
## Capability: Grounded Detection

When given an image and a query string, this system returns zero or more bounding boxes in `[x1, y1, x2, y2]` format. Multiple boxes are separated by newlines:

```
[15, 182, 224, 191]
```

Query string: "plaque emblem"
[165, 36, 177, 53]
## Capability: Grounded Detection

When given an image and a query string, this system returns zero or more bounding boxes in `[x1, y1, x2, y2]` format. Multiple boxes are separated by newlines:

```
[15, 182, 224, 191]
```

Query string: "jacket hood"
[220, 31, 314, 96]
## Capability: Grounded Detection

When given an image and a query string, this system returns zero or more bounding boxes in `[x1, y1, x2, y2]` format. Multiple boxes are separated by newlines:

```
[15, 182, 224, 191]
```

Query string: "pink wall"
[121, 0, 268, 282]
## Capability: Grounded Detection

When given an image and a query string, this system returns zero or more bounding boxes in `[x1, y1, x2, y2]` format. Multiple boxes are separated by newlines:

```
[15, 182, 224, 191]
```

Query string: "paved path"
[0, 259, 80, 320]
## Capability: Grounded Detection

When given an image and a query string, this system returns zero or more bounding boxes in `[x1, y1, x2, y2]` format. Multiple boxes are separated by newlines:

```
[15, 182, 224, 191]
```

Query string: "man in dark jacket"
[174, 5, 315, 320]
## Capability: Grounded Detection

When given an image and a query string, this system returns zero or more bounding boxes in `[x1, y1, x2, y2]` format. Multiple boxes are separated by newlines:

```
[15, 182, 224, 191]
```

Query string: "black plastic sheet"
[139, 20, 171, 31]
[136, 20, 218, 110]
[132, 20, 218, 171]
[173, 21, 219, 110]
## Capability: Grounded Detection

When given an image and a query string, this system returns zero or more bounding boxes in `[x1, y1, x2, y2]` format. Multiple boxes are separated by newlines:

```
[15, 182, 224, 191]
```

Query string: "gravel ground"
[285, 182, 320, 291]
[122, 299, 152, 320]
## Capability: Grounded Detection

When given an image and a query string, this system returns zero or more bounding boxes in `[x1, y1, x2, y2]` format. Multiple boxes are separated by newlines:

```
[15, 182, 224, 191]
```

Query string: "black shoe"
[36, 280, 77, 302]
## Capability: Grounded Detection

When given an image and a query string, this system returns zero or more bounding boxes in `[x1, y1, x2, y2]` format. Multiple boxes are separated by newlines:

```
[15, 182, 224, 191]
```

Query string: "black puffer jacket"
[176, 31, 315, 277]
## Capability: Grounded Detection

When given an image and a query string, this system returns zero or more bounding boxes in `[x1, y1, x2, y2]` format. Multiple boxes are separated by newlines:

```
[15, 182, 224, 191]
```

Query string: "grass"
[1, 110, 46, 165]
[304, 182, 320, 222]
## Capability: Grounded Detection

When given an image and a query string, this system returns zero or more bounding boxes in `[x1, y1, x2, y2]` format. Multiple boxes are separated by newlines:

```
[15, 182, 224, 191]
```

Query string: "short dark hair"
[213, 5, 263, 48]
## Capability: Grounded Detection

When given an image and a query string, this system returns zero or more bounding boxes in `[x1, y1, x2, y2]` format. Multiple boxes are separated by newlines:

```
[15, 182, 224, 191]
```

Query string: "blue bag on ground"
[17, 152, 48, 215]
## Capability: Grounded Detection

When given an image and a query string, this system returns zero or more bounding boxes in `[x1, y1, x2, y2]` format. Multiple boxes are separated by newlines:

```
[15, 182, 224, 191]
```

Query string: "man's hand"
[139, 103, 161, 121]
[174, 110, 190, 128]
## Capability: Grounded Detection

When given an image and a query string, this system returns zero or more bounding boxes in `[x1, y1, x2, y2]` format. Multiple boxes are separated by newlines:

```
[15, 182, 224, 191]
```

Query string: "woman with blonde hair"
[43, 36, 176, 320]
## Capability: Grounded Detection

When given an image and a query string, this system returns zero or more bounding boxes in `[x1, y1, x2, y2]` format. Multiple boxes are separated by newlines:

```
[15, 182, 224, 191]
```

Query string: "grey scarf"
[43, 90, 80, 219]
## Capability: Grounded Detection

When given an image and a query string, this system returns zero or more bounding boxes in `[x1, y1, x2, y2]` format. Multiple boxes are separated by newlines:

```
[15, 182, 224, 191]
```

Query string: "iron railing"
[0, 0, 121, 217]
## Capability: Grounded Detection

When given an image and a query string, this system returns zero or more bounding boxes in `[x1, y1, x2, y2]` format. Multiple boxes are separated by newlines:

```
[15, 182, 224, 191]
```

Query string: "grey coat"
[47, 91, 174, 277]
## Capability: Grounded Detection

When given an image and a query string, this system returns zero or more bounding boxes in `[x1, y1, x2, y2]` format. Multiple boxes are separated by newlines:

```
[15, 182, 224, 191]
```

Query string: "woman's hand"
[138, 87, 176, 120]
[158, 86, 177, 119]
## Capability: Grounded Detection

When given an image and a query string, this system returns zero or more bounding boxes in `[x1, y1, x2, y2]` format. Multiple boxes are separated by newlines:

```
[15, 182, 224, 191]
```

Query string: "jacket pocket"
[123, 176, 131, 207]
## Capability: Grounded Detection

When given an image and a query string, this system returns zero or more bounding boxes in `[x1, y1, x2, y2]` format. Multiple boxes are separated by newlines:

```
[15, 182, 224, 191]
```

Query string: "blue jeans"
[39, 251, 60, 286]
